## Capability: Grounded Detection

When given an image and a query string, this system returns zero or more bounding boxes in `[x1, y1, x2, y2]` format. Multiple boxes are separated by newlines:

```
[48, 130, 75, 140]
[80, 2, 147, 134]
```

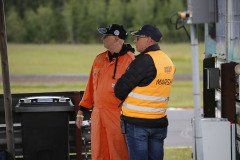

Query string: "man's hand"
[76, 110, 84, 129]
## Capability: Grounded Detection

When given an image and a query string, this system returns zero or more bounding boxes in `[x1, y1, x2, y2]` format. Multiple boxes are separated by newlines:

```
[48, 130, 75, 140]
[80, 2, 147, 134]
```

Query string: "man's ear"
[147, 37, 151, 43]
[149, 37, 154, 44]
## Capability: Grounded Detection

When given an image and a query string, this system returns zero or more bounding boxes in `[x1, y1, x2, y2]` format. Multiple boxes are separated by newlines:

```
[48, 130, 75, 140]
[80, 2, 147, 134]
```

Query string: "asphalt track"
[165, 108, 195, 148]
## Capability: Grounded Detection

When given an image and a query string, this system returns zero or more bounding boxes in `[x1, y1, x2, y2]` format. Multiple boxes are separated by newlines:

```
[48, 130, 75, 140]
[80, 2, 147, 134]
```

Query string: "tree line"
[4, 0, 200, 44]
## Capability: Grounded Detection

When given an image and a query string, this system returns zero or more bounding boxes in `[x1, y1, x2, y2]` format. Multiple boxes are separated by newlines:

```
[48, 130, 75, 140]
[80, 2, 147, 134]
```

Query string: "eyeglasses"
[136, 36, 147, 41]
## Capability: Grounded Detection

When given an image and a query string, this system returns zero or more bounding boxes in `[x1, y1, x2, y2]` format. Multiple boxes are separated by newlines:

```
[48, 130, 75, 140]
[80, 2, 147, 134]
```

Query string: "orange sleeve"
[79, 64, 94, 109]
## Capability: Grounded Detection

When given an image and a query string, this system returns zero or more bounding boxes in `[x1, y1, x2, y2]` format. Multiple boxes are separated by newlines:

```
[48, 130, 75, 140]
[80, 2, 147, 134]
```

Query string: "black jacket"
[114, 44, 168, 128]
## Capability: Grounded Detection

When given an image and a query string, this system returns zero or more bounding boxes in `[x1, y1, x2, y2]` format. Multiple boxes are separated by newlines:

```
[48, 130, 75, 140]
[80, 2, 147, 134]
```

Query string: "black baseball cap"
[130, 24, 163, 42]
[97, 24, 128, 40]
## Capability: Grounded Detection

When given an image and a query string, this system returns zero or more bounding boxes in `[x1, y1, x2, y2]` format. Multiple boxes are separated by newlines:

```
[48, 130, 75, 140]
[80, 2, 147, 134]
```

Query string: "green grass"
[164, 147, 192, 160]
[7, 44, 105, 74]
[5, 43, 204, 74]
[169, 82, 203, 108]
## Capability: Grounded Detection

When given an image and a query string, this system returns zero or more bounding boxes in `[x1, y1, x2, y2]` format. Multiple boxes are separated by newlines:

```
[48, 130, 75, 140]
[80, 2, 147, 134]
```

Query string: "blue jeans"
[125, 123, 167, 160]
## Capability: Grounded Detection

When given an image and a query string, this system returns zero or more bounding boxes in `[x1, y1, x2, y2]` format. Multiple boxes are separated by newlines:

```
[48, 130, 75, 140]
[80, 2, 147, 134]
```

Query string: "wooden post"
[0, 0, 15, 159]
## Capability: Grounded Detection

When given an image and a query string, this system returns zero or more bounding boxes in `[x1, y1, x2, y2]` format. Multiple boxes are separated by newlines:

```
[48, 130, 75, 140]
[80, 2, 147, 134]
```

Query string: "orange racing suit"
[79, 46, 135, 160]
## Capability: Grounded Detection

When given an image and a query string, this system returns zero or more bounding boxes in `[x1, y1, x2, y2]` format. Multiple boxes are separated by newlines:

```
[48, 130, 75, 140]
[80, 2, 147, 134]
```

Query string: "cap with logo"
[97, 24, 128, 40]
[130, 24, 163, 42]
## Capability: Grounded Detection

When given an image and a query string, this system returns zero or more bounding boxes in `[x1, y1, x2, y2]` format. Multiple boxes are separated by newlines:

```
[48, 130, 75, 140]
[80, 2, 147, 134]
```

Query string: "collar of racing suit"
[108, 44, 135, 79]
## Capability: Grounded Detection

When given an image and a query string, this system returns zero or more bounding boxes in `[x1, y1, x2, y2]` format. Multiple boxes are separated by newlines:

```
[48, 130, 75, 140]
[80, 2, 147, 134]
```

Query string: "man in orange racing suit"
[76, 24, 135, 160]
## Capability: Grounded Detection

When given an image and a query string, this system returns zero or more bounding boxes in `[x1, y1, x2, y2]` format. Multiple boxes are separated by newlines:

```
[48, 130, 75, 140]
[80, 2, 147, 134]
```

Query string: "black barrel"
[15, 96, 74, 160]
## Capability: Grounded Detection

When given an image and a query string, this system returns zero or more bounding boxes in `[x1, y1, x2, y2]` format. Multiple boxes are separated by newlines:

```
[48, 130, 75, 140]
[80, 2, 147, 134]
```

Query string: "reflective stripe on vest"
[123, 103, 167, 113]
[128, 92, 169, 102]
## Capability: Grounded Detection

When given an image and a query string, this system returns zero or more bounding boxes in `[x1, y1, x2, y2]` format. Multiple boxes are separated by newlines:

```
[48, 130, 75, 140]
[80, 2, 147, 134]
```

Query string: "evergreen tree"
[106, 0, 124, 25]
[131, 0, 155, 27]
[50, 7, 68, 43]
[87, 0, 107, 43]
[35, 6, 53, 43]
[70, 0, 89, 43]
[6, 7, 26, 42]
[63, 1, 74, 43]
[4, 0, 197, 43]
[23, 9, 40, 42]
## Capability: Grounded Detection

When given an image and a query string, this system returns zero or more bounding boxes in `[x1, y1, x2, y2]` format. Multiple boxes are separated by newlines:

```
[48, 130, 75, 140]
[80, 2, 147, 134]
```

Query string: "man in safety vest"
[114, 24, 175, 160]
[76, 24, 135, 160]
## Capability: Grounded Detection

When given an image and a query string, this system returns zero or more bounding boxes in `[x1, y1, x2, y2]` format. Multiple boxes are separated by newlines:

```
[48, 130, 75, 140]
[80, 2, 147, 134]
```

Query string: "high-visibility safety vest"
[122, 50, 175, 119]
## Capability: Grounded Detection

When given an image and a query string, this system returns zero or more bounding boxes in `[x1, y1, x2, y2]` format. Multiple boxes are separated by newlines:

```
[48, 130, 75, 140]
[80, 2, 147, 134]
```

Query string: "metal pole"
[225, 0, 229, 62]
[190, 24, 204, 160]
[0, 0, 15, 159]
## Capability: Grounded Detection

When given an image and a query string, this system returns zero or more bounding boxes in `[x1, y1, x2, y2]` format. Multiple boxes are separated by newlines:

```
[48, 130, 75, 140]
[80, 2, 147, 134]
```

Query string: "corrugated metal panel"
[229, 0, 240, 62]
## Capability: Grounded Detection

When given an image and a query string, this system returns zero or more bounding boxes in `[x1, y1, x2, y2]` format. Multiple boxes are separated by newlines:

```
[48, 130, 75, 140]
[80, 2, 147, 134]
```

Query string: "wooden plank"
[0, 0, 15, 159]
